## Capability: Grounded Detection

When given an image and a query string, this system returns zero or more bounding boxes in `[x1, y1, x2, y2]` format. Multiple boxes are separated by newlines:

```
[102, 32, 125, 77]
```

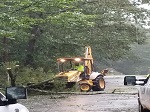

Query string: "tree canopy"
[0, 0, 149, 73]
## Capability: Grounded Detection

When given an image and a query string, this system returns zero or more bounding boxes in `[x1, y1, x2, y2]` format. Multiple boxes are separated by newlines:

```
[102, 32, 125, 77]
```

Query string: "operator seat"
[79, 66, 90, 80]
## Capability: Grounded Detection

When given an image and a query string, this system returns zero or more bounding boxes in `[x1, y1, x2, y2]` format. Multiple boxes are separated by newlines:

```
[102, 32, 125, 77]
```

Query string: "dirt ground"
[20, 75, 141, 112]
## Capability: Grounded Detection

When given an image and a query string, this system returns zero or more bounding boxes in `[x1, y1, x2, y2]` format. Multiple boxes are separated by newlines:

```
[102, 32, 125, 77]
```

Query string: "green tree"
[0, 0, 149, 74]
[0, 0, 94, 71]
[76, 0, 148, 63]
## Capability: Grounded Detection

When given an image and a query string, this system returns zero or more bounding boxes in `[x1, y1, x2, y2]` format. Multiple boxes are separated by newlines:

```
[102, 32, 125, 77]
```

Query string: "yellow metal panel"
[78, 79, 93, 86]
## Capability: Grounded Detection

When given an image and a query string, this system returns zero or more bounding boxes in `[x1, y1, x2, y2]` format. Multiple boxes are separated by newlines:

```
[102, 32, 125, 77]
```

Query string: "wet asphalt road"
[20, 75, 143, 112]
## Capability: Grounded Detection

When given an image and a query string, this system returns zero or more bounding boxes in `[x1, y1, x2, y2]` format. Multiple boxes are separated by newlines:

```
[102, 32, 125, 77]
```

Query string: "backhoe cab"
[56, 57, 93, 82]
[55, 46, 107, 92]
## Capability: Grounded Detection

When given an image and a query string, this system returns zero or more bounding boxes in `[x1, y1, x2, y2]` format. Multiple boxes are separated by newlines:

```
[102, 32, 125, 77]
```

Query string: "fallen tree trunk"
[27, 79, 54, 90]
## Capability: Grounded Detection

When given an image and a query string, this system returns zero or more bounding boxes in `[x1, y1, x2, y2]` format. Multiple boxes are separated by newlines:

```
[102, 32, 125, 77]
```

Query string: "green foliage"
[16, 67, 54, 86]
[79, 0, 148, 60]
[51, 79, 67, 92]
[0, 66, 8, 88]
[0, 0, 149, 78]
[51, 79, 79, 92]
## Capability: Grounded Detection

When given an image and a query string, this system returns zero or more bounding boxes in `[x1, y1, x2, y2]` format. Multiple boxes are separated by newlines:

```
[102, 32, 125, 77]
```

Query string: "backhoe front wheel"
[80, 83, 91, 92]
[92, 76, 105, 91]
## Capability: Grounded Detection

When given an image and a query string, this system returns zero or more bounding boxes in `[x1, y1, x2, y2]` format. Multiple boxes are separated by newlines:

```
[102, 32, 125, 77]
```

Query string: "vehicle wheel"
[92, 76, 105, 91]
[132, 82, 136, 86]
[139, 101, 149, 112]
[124, 77, 127, 85]
[66, 82, 76, 88]
[80, 83, 91, 92]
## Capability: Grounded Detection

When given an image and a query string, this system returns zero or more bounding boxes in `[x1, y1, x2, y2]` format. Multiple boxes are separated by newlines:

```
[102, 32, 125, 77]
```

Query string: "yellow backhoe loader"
[27, 46, 108, 92]
[55, 46, 108, 92]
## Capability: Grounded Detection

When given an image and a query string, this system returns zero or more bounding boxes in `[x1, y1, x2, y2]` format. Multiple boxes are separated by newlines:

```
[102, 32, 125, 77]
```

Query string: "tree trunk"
[25, 12, 43, 67]
[2, 37, 8, 63]
[7, 69, 16, 87]
[25, 25, 42, 67]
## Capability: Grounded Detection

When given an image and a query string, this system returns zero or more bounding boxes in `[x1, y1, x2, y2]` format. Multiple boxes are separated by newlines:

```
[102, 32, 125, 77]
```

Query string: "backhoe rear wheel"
[80, 83, 91, 92]
[92, 76, 105, 91]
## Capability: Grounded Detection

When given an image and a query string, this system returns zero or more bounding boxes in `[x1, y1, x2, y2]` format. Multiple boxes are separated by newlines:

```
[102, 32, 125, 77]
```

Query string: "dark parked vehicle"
[124, 75, 150, 112]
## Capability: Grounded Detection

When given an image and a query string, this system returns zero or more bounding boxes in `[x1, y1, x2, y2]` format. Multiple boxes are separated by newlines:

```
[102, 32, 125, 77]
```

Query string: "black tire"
[124, 77, 127, 85]
[80, 83, 91, 92]
[132, 82, 136, 86]
[92, 76, 105, 91]
[139, 100, 149, 112]
[66, 82, 76, 88]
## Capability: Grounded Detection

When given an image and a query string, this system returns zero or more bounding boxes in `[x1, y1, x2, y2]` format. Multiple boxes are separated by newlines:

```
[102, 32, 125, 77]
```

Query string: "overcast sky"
[129, 0, 150, 10]
[129, 0, 150, 29]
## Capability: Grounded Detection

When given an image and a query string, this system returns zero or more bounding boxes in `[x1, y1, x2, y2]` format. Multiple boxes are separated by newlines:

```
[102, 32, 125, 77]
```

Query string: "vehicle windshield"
[58, 60, 84, 72]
